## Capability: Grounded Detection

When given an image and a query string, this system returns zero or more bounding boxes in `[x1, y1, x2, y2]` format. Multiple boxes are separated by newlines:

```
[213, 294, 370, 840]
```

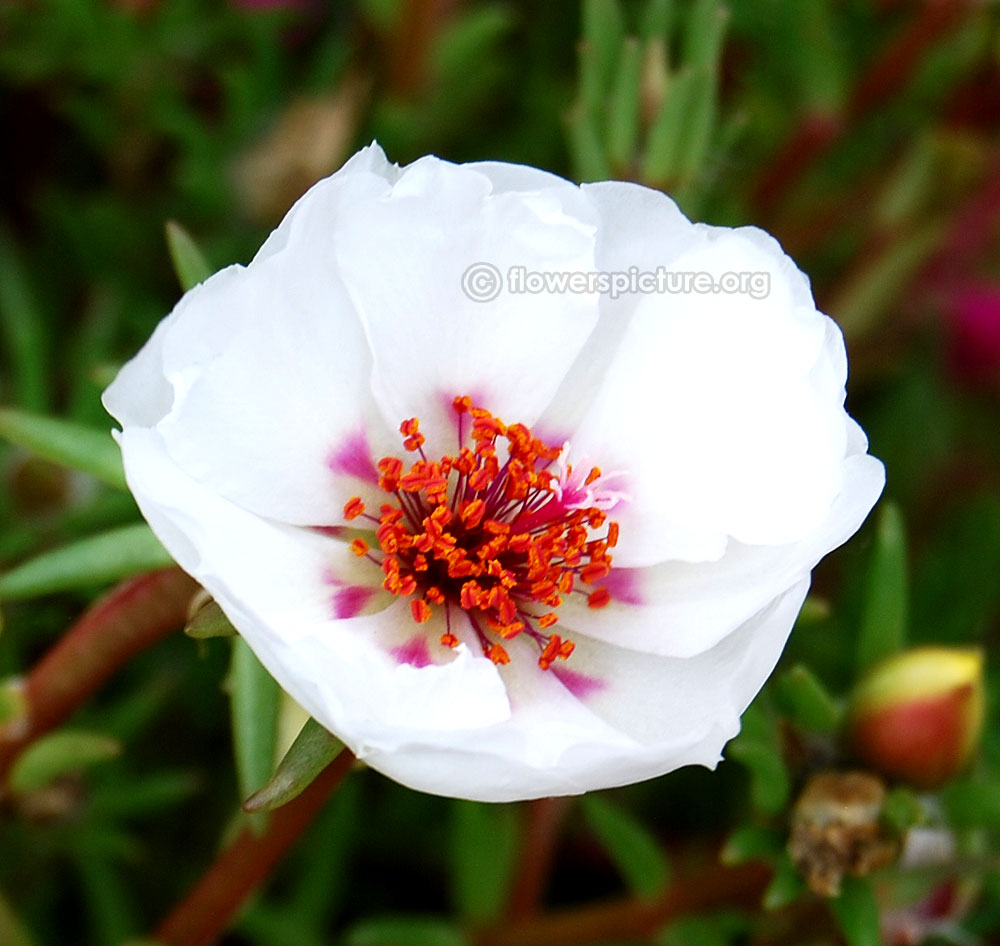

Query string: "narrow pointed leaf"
[607, 37, 643, 172]
[830, 876, 882, 946]
[185, 596, 236, 639]
[721, 824, 784, 865]
[0, 228, 48, 412]
[230, 637, 281, 828]
[581, 0, 625, 99]
[640, 0, 673, 41]
[642, 67, 698, 186]
[165, 221, 212, 292]
[0, 523, 173, 601]
[833, 223, 942, 339]
[775, 664, 841, 734]
[672, 67, 717, 187]
[762, 852, 806, 911]
[243, 716, 344, 813]
[450, 801, 520, 922]
[880, 786, 924, 836]
[682, 0, 728, 70]
[856, 501, 908, 672]
[581, 794, 671, 898]
[727, 703, 790, 815]
[566, 102, 613, 183]
[9, 729, 120, 794]
[0, 408, 126, 489]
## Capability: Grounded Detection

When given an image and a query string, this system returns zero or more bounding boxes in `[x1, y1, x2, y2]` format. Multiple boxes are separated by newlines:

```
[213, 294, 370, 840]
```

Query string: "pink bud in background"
[947, 284, 1000, 386]
[847, 647, 985, 788]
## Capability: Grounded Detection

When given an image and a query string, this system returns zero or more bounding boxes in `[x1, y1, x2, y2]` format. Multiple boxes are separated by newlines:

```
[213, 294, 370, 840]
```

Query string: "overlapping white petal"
[103, 144, 884, 801]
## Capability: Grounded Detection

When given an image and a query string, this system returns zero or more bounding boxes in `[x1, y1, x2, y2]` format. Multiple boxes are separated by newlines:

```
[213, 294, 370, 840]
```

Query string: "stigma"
[343, 397, 622, 670]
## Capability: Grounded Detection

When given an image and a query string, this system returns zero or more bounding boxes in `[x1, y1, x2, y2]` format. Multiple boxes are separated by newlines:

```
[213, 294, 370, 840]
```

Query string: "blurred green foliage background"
[1, 1, 999, 945]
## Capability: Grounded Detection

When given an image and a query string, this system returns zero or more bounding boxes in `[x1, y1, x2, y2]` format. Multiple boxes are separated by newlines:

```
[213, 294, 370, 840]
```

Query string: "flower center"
[343, 396, 621, 669]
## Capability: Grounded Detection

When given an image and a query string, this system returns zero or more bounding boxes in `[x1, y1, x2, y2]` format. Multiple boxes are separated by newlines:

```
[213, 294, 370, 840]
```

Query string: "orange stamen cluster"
[343, 398, 618, 669]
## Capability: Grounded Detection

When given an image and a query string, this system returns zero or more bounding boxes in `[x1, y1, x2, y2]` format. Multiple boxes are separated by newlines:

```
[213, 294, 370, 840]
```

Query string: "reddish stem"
[154, 751, 355, 946]
[477, 860, 770, 946]
[915, 153, 1000, 294]
[506, 796, 572, 919]
[0, 568, 198, 785]
[388, 0, 461, 98]
[752, 0, 972, 211]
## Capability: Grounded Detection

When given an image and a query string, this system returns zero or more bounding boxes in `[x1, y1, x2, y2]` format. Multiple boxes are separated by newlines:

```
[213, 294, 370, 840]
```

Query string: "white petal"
[332, 155, 603, 452]
[105, 164, 404, 527]
[117, 426, 515, 747]
[555, 578, 811, 758]
[559, 452, 884, 657]
[537, 181, 697, 438]
[117, 428, 381, 627]
[118, 423, 811, 802]
[570, 226, 852, 565]
[361, 579, 810, 801]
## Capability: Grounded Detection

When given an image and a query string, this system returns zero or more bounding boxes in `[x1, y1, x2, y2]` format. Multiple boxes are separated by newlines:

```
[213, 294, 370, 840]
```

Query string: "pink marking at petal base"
[391, 635, 433, 668]
[311, 525, 349, 539]
[327, 430, 379, 484]
[552, 666, 605, 699]
[331, 585, 376, 619]
[596, 568, 644, 606]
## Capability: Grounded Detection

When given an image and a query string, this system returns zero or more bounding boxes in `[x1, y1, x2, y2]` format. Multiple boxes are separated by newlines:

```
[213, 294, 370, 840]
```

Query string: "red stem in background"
[388, 0, 461, 99]
[915, 154, 1000, 295]
[478, 860, 770, 946]
[154, 752, 356, 946]
[0, 568, 198, 785]
[752, 0, 973, 212]
[506, 796, 572, 919]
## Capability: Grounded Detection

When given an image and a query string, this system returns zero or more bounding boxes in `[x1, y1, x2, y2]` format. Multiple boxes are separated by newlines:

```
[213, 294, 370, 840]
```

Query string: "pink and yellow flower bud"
[847, 647, 984, 788]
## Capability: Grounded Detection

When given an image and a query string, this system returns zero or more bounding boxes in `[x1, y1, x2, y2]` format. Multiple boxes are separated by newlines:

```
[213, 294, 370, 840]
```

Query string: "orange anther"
[539, 634, 574, 670]
[353, 396, 621, 671]
[587, 588, 611, 609]
[487, 644, 511, 665]
[343, 497, 366, 520]
[585, 466, 602, 485]
[460, 581, 484, 610]
[411, 599, 432, 623]
[459, 498, 486, 529]
[498, 621, 524, 639]
[580, 562, 612, 584]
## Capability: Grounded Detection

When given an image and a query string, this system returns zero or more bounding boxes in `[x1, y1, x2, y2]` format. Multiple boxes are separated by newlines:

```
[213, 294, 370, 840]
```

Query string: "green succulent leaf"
[0, 407, 126, 490]
[0, 523, 173, 601]
[165, 220, 213, 292]
[9, 729, 121, 795]
[243, 716, 344, 814]
[581, 793, 671, 899]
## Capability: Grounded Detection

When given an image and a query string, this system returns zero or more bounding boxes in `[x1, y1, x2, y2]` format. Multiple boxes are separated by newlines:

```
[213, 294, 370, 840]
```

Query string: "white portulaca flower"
[103, 144, 884, 802]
